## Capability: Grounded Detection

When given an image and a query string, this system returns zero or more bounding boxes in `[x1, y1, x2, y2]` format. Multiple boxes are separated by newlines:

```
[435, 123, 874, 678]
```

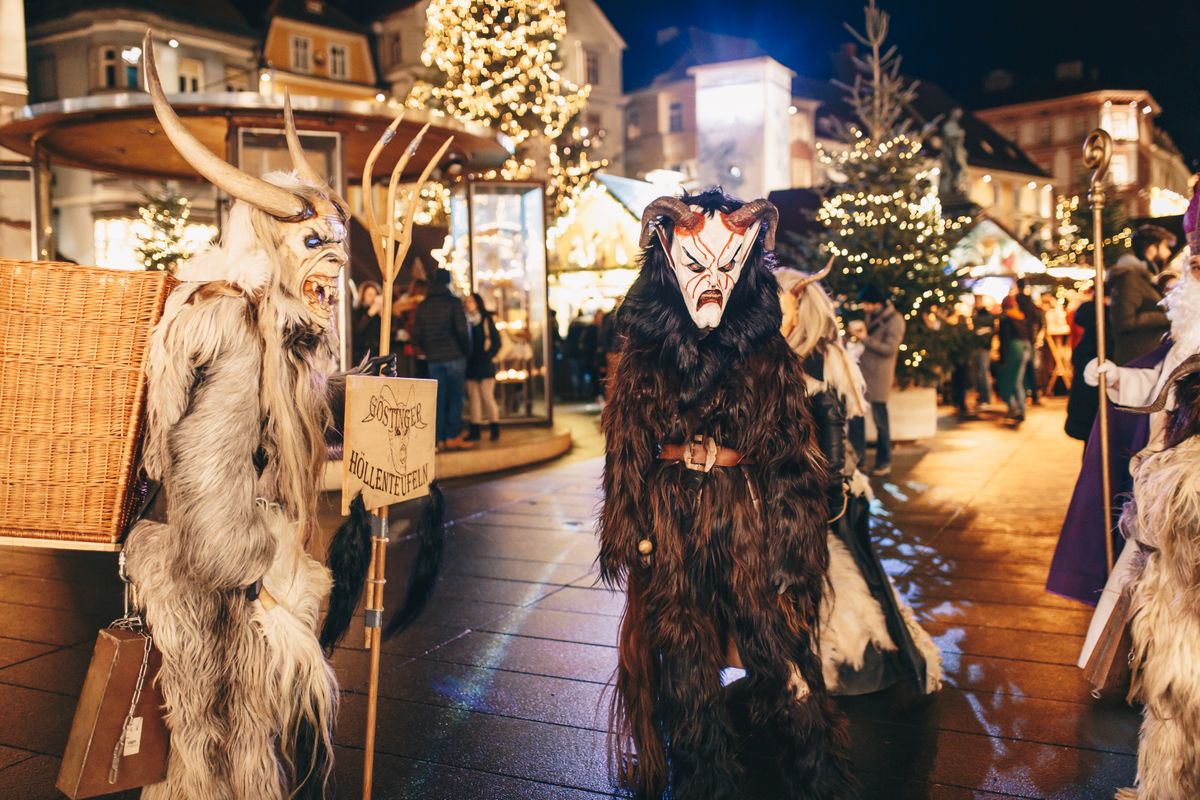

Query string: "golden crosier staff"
[357, 112, 453, 800]
[1083, 128, 1115, 574]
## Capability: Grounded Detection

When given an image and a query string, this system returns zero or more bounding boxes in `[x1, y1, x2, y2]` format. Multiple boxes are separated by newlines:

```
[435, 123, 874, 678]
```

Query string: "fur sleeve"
[161, 293, 277, 590]
[597, 349, 659, 587]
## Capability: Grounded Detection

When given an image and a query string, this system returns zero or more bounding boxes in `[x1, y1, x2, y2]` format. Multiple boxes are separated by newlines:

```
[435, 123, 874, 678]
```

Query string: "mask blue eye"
[304, 235, 323, 250]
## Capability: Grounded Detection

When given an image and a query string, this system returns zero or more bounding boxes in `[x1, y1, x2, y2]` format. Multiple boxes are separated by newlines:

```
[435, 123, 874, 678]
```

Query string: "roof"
[266, 0, 369, 34]
[625, 27, 768, 92]
[595, 173, 661, 219]
[976, 77, 1155, 113]
[25, 0, 255, 36]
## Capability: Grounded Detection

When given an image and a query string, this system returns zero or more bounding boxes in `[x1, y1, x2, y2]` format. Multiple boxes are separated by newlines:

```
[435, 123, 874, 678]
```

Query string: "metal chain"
[108, 631, 154, 784]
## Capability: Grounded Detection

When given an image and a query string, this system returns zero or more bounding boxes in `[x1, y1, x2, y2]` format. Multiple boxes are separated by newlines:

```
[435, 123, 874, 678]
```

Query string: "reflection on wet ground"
[0, 400, 1137, 798]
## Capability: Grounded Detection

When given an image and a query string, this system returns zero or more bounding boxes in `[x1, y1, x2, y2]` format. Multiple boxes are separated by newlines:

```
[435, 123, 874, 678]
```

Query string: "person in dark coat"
[463, 292, 502, 442]
[970, 297, 996, 408]
[847, 285, 905, 476]
[1064, 291, 1104, 441]
[352, 281, 383, 364]
[1110, 225, 1176, 365]
[413, 269, 473, 450]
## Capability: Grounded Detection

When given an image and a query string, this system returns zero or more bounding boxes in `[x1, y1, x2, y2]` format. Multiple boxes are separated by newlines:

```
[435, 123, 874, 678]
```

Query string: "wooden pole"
[1083, 129, 1115, 574]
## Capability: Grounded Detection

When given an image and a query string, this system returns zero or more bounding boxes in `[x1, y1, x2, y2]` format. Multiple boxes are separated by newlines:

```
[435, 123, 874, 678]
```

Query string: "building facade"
[623, 33, 1055, 237]
[978, 89, 1193, 219]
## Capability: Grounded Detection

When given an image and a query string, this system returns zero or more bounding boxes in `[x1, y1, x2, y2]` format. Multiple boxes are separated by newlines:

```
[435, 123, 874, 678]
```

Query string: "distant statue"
[939, 108, 969, 200]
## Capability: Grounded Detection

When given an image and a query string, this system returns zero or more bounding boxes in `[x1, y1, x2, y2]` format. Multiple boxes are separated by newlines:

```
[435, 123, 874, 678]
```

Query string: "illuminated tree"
[135, 192, 193, 272]
[814, 0, 969, 386]
[1043, 187, 1130, 270]
[408, 0, 604, 218]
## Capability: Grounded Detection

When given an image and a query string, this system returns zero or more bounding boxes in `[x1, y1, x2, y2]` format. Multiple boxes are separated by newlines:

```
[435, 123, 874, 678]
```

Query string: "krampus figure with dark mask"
[121, 34, 442, 799]
[600, 189, 849, 800]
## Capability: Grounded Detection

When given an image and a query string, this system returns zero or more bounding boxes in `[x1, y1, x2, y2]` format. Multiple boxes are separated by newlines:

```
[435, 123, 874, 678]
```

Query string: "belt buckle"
[684, 435, 718, 473]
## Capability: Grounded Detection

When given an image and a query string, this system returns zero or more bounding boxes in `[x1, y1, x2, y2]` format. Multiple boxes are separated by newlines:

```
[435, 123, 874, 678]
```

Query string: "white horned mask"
[640, 196, 779, 330]
[143, 31, 347, 326]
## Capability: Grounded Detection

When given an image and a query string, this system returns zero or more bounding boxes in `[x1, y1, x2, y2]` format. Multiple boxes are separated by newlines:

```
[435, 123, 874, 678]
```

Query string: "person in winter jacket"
[464, 292, 503, 441]
[1110, 225, 1176, 365]
[413, 269, 474, 450]
[997, 294, 1035, 422]
[847, 285, 905, 476]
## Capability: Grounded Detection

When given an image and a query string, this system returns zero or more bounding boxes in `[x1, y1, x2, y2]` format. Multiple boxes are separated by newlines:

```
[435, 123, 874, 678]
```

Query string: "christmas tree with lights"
[816, 0, 969, 386]
[135, 193, 192, 272]
[408, 0, 604, 218]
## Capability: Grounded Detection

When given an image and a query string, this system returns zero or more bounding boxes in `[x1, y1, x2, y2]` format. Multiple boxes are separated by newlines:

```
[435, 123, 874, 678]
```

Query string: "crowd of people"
[350, 269, 503, 451]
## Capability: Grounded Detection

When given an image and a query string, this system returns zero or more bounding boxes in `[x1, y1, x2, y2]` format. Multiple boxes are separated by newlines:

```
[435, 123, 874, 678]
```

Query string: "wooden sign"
[341, 376, 438, 515]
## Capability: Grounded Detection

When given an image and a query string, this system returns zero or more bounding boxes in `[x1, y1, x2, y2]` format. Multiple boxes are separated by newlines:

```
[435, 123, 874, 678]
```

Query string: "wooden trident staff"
[1083, 128, 1115, 574]
[358, 112, 452, 800]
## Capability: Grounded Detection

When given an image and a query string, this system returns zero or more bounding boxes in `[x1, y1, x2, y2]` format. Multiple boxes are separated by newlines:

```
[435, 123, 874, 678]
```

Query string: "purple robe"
[1046, 340, 1172, 605]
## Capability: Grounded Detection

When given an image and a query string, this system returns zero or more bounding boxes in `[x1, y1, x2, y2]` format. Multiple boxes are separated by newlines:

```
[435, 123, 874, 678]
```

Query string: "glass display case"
[447, 180, 551, 422]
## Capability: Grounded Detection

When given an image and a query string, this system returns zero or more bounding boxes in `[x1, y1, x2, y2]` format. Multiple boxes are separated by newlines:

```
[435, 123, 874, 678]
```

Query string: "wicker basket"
[0, 260, 174, 549]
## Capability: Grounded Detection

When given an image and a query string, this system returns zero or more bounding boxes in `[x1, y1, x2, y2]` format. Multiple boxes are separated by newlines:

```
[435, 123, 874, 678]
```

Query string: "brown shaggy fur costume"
[600, 189, 849, 800]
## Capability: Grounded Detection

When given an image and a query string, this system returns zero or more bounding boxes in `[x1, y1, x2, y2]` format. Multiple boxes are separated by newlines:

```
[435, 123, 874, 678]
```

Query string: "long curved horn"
[142, 31, 309, 220]
[283, 90, 329, 191]
[791, 255, 835, 296]
[639, 196, 703, 247]
[726, 198, 779, 249]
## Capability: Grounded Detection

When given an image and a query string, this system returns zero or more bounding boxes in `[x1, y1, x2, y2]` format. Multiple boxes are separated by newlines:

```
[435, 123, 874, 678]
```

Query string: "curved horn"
[639, 196, 702, 248]
[142, 31, 308, 220]
[791, 255, 835, 296]
[283, 90, 329, 191]
[726, 198, 779, 249]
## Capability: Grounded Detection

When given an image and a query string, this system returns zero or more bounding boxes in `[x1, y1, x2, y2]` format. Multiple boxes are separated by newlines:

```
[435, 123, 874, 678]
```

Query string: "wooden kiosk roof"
[0, 92, 510, 181]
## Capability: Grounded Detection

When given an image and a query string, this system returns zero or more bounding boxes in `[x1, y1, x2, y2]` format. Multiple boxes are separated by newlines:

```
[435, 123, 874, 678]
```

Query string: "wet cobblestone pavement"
[0, 400, 1139, 798]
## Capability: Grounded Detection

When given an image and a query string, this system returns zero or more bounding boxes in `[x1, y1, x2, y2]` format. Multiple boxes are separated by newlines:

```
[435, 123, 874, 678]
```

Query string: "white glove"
[1083, 358, 1119, 389]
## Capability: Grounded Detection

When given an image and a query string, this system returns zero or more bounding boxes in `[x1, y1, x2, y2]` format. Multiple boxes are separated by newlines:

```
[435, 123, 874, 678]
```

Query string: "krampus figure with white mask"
[122, 34, 440, 799]
[601, 190, 849, 800]
[776, 266, 942, 697]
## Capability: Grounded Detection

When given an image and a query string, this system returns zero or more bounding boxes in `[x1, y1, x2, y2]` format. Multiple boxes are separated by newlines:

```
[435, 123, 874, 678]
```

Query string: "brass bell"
[637, 539, 654, 555]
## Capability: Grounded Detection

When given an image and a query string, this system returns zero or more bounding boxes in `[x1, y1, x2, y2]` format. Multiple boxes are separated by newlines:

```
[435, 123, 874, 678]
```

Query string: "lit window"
[586, 50, 600, 86]
[305, 0, 324, 13]
[177, 58, 204, 93]
[1110, 153, 1133, 186]
[1100, 104, 1138, 141]
[290, 36, 311, 72]
[668, 101, 684, 133]
[627, 106, 640, 139]
[329, 44, 348, 79]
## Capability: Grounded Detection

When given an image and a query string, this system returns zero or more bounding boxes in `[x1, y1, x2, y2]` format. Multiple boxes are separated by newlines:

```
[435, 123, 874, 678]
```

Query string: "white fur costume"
[124, 181, 346, 799]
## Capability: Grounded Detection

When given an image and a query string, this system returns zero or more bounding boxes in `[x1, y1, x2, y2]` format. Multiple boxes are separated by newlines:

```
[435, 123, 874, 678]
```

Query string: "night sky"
[243, 0, 1199, 166]
[601, 0, 1200, 166]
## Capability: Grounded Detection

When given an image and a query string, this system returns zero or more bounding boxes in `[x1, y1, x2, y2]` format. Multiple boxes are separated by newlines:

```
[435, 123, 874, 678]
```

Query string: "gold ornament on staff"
[357, 111, 453, 800]
[1083, 128, 1115, 575]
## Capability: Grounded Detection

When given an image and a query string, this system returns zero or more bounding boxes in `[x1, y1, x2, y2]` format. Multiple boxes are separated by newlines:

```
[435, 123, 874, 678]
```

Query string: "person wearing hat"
[847, 284, 906, 476]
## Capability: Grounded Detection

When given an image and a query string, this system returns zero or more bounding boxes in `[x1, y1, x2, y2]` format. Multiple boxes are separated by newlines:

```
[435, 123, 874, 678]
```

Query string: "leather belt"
[658, 436, 750, 472]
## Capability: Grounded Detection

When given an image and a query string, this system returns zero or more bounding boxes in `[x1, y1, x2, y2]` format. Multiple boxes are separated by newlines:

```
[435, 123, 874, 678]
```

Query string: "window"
[290, 36, 311, 72]
[1018, 121, 1035, 146]
[328, 44, 348, 79]
[668, 100, 684, 133]
[1110, 153, 1133, 186]
[385, 32, 402, 67]
[305, 0, 324, 12]
[585, 50, 600, 87]
[1101, 104, 1138, 142]
[1037, 121, 1052, 145]
[177, 58, 203, 93]
[98, 47, 118, 89]
[627, 106, 640, 139]
[1052, 116, 1071, 142]
[32, 56, 56, 101]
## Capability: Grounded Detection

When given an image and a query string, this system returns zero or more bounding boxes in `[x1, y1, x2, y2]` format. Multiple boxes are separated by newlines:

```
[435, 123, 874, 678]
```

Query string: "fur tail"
[382, 481, 446, 639]
[319, 494, 371, 652]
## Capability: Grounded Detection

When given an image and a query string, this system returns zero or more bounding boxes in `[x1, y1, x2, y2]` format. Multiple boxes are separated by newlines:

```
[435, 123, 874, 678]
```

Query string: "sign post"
[353, 113, 453, 799]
